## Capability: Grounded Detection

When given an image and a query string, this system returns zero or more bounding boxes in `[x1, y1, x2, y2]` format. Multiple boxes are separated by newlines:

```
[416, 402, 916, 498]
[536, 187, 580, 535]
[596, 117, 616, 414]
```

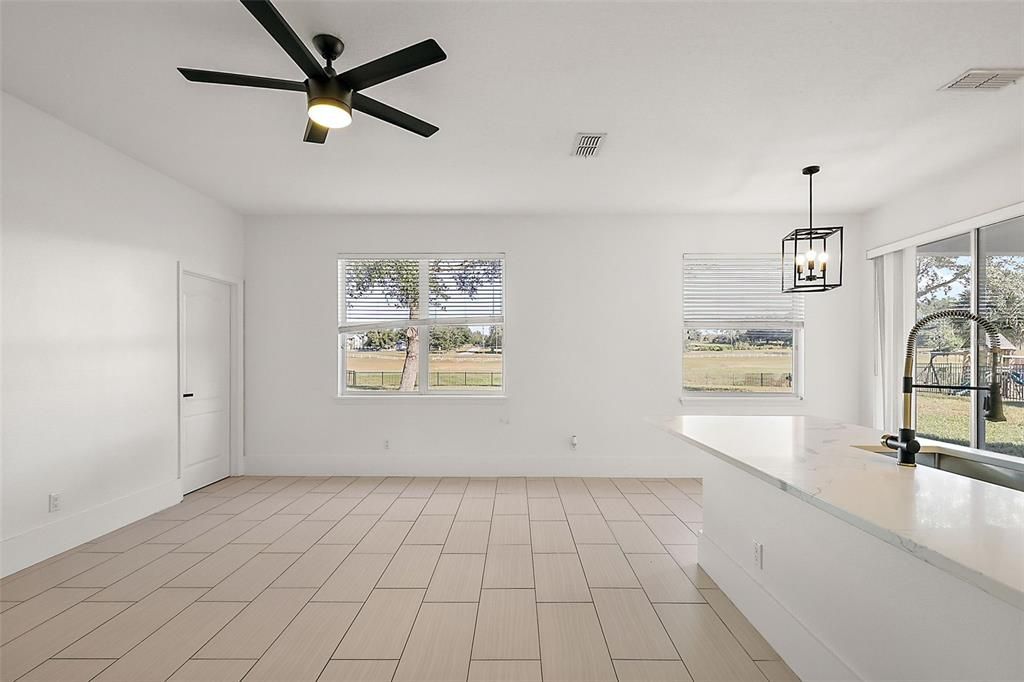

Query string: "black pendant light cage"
[782, 166, 843, 293]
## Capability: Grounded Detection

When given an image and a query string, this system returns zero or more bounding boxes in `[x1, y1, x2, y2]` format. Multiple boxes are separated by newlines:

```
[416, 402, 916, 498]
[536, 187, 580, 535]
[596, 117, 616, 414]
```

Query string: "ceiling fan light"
[308, 100, 352, 128]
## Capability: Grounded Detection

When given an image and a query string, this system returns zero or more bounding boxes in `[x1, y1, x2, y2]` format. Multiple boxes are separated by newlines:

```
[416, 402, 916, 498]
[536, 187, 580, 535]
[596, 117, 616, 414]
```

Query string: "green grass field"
[683, 350, 793, 393]
[346, 349, 503, 390]
[347, 349, 503, 373]
[916, 392, 1023, 457]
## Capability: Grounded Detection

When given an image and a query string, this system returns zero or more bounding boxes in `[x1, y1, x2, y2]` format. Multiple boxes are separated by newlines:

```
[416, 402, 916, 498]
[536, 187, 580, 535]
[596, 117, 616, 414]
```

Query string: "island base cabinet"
[697, 454, 1024, 682]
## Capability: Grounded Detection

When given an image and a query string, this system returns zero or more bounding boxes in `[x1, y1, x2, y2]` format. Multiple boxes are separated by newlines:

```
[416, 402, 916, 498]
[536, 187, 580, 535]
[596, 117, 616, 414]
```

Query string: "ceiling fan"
[178, 0, 446, 143]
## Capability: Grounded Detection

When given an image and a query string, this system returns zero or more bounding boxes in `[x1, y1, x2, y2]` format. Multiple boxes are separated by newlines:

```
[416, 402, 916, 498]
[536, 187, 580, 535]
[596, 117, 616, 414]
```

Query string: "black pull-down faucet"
[882, 309, 1006, 466]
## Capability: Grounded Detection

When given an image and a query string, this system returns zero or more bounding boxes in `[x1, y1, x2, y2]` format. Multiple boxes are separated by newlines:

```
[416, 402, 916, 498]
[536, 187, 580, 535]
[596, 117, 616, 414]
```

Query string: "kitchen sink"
[853, 443, 1024, 492]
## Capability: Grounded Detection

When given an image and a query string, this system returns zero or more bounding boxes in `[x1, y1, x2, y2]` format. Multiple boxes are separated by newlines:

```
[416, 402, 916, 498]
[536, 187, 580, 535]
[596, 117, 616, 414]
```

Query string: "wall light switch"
[753, 541, 764, 570]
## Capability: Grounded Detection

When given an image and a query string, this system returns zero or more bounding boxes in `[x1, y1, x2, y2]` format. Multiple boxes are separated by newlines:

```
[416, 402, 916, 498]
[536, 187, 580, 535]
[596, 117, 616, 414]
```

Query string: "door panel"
[181, 273, 232, 492]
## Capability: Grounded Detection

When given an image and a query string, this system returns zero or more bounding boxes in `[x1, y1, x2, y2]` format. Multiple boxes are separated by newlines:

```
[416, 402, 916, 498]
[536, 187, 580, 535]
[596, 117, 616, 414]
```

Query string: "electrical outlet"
[48, 493, 62, 513]
[753, 540, 764, 570]
[384, 439, 390, 451]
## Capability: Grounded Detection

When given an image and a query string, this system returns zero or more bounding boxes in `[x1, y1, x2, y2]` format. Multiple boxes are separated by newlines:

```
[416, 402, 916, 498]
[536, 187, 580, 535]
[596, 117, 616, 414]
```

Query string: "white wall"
[244, 213, 864, 477]
[859, 147, 1024, 425]
[0, 93, 244, 575]
[862, 147, 1024, 250]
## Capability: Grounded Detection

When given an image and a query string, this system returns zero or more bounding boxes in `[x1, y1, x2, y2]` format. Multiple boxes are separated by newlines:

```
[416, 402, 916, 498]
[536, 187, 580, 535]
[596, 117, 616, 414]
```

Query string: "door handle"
[182, 393, 195, 398]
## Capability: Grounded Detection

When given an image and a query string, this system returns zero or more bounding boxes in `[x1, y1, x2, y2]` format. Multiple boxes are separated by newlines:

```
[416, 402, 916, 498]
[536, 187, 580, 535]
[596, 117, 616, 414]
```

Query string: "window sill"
[679, 394, 804, 404]
[335, 393, 507, 403]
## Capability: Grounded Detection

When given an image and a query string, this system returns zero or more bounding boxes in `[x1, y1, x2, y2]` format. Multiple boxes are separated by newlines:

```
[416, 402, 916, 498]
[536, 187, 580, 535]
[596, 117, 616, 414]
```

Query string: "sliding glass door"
[977, 218, 1023, 455]
[915, 216, 1023, 456]
[915, 232, 972, 447]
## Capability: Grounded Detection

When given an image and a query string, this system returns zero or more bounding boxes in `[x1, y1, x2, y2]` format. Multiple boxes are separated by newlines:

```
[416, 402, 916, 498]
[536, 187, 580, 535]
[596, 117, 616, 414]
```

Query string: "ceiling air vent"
[573, 133, 606, 158]
[942, 69, 1024, 90]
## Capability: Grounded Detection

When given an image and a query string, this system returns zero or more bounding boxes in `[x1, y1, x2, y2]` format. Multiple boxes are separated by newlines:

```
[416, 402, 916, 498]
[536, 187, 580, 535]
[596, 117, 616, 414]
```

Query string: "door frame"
[177, 263, 245, 492]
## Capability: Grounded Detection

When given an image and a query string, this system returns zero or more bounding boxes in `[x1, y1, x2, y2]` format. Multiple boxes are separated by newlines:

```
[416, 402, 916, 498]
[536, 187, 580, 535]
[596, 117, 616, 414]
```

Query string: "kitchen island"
[652, 415, 1023, 681]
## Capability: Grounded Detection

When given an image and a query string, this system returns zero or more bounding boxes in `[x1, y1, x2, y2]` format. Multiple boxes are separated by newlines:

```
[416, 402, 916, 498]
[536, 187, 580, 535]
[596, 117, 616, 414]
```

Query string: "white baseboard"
[242, 453, 705, 478]
[698, 533, 859, 681]
[1, 479, 182, 577]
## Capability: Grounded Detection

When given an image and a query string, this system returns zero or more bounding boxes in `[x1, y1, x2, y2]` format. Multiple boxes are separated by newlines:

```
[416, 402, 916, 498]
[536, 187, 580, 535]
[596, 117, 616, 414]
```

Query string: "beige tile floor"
[0, 476, 800, 682]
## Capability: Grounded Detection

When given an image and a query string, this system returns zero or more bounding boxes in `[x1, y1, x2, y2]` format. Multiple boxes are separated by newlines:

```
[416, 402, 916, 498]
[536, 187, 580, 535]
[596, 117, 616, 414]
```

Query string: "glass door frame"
[969, 227, 982, 450]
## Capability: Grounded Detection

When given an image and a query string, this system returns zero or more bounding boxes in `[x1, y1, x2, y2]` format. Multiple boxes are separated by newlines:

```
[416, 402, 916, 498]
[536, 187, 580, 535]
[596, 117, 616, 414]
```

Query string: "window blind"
[339, 256, 505, 333]
[683, 254, 804, 328]
[340, 258, 420, 326]
[429, 258, 504, 320]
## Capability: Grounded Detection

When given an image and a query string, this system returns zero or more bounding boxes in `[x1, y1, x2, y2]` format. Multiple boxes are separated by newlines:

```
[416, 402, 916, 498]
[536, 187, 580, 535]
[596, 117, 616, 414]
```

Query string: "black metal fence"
[743, 372, 792, 388]
[684, 372, 793, 391]
[346, 370, 503, 390]
[916, 363, 1024, 402]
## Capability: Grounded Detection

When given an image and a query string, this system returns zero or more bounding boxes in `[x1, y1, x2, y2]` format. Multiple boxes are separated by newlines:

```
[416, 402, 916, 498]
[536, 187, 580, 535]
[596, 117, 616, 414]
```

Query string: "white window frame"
[337, 252, 506, 398]
[682, 253, 805, 400]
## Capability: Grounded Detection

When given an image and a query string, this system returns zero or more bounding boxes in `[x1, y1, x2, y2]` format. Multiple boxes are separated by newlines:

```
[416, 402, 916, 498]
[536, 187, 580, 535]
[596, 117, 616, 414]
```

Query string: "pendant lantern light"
[782, 165, 843, 293]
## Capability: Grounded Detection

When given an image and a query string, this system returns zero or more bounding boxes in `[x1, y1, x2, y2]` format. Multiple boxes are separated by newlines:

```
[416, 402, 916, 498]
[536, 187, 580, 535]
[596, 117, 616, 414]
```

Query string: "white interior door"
[180, 272, 232, 493]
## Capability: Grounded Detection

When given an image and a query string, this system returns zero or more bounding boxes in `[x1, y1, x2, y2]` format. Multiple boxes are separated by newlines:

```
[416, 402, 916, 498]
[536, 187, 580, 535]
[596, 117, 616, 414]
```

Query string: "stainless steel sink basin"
[853, 443, 1024, 492]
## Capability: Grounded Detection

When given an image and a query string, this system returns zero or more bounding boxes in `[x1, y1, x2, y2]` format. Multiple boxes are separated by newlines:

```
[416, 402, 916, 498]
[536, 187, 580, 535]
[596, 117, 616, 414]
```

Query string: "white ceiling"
[2, 1, 1022, 215]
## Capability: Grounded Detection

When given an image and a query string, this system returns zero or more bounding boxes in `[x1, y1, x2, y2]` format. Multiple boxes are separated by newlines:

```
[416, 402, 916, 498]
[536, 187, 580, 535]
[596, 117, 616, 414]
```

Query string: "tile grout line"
[243, 477, 397, 680]
[156, 482, 364, 681]
[643, 480, 767, 682]
[627, 483, 695, 681]
[466, 481, 496, 682]
[316, 476, 420, 682]
[11, 600, 134, 681]
[529, 485, 542, 682]
[0, 586, 105, 656]
[368, 476, 418, 682]
[640, 477, 700, 681]
[567, 480, 622, 682]
[167, 478, 374, 681]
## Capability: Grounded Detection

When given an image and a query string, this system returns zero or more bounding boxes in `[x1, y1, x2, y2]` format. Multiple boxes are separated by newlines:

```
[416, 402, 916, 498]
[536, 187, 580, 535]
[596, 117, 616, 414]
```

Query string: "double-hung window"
[682, 254, 804, 396]
[338, 254, 505, 395]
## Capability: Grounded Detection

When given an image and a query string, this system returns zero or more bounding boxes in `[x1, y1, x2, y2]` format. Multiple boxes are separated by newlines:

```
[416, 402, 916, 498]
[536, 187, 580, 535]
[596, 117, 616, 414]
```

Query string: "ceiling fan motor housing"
[307, 77, 352, 112]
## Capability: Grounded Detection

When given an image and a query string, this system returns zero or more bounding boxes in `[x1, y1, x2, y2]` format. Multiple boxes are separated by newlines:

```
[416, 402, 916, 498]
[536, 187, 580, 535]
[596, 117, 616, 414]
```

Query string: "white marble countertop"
[652, 414, 1024, 610]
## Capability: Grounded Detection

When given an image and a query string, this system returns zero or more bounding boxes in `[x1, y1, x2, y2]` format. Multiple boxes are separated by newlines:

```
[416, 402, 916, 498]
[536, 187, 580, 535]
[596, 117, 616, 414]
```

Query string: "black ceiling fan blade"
[178, 68, 306, 92]
[352, 92, 438, 137]
[339, 39, 446, 91]
[303, 119, 329, 144]
[240, 0, 327, 81]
